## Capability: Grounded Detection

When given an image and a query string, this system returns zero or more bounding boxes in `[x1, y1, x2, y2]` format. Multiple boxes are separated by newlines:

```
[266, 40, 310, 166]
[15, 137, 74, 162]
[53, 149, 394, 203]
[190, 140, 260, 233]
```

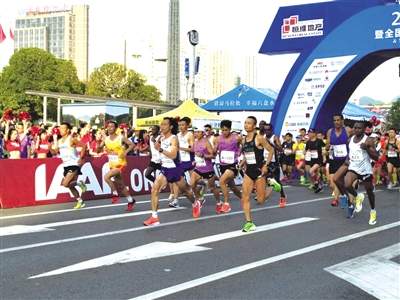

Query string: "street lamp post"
[187, 30, 199, 101]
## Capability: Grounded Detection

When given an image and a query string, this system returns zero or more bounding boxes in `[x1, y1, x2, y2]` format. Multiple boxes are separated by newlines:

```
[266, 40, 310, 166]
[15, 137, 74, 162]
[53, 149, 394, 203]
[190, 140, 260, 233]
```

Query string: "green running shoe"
[242, 221, 256, 233]
[268, 178, 282, 193]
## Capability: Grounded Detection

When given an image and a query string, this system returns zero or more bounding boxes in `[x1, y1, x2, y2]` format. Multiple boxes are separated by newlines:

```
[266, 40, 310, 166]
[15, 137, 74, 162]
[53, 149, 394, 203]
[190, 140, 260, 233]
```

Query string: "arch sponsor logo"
[281, 15, 324, 39]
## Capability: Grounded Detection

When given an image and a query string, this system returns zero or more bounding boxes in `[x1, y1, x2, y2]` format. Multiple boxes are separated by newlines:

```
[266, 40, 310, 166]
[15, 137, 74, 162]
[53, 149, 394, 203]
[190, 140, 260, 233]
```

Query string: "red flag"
[9, 28, 14, 40]
[0, 24, 6, 43]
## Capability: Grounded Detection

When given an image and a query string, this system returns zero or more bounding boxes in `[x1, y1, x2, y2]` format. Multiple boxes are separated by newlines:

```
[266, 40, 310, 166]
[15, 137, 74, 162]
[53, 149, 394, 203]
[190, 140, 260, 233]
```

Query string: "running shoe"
[268, 178, 282, 193]
[387, 182, 394, 190]
[168, 199, 180, 208]
[242, 221, 256, 232]
[216, 202, 223, 214]
[314, 183, 323, 194]
[199, 197, 206, 207]
[331, 198, 339, 207]
[192, 200, 201, 218]
[300, 176, 306, 185]
[78, 180, 87, 194]
[220, 202, 232, 213]
[143, 216, 160, 226]
[308, 183, 316, 190]
[279, 197, 287, 208]
[369, 210, 377, 225]
[73, 201, 85, 209]
[111, 195, 120, 204]
[126, 201, 135, 212]
[354, 193, 365, 213]
[347, 204, 355, 219]
[339, 195, 348, 209]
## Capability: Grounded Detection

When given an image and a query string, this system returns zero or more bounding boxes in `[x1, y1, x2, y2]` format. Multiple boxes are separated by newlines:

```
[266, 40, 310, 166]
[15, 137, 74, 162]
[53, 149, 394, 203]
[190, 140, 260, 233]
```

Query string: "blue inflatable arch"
[260, 0, 400, 135]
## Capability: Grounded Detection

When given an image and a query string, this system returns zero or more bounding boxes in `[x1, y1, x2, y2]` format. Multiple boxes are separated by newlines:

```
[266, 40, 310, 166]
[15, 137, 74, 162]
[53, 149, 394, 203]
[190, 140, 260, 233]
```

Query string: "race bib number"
[350, 150, 363, 162]
[244, 152, 256, 164]
[195, 155, 206, 167]
[220, 150, 235, 164]
[284, 149, 293, 156]
[108, 154, 119, 162]
[311, 150, 318, 159]
[305, 151, 311, 161]
[40, 144, 49, 150]
[333, 144, 347, 158]
[180, 150, 190, 161]
[296, 150, 305, 158]
[161, 156, 176, 168]
[388, 150, 397, 158]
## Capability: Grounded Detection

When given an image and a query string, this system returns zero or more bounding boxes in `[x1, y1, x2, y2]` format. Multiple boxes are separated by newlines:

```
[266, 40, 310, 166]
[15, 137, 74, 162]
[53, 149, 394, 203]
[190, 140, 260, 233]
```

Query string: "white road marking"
[0, 225, 54, 237]
[0, 194, 335, 254]
[0, 194, 206, 220]
[0, 207, 184, 236]
[325, 243, 400, 300]
[29, 217, 318, 279]
[0, 186, 293, 220]
[129, 221, 400, 300]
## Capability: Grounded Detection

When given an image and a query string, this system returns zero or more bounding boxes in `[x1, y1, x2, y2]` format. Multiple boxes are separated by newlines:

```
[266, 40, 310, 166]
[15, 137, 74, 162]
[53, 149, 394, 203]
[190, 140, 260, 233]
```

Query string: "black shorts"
[194, 169, 215, 179]
[63, 165, 82, 177]
[149, 161, 162, 170]
[281, 155, 295, 166]
[387, 158, 400, 168]
[306, 159, 322, 167]
[348, 170, 373, 182]
[220, 164, 238, 177]
[245, 166, 263, 181]
[329, 159, 346, 174]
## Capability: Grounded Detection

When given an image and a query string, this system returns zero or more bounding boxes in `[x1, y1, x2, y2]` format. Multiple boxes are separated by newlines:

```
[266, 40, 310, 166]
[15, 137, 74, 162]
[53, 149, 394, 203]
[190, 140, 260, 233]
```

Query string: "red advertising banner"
[0, 157, 154, 209]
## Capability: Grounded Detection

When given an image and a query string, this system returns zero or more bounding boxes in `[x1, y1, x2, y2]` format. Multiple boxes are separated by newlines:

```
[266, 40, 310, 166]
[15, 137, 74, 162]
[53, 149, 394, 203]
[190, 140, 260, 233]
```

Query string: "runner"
[385, 128, 400, 189]
[214, 120, 242, 213]
[191, 127, 221, 211]
[262, 123, 286, 207]
[144, 117, 199, 226]
[240, 116, 275, 232]
[281, 133, 295, 182]
[51, 122, 87, 209]
[102, 121, 136, 211]
[167, 117, 195, 208]
[145, 125, 162, 183]
[293, 135, 307, 185]
[325, 114, 352, 207]
[344, 122, 379, 225]
[305, 128, 325, 193]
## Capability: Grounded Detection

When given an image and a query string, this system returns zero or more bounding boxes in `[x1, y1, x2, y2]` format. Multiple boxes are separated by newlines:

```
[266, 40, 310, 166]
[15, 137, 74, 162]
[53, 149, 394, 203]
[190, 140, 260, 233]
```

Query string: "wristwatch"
[159, 148, 163, 153]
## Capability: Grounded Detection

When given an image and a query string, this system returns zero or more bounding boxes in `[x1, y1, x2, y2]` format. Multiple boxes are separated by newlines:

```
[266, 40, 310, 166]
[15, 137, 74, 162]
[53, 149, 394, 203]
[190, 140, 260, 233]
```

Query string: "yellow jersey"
[293, 142, 306, 160]
[105, 135, 127, 169]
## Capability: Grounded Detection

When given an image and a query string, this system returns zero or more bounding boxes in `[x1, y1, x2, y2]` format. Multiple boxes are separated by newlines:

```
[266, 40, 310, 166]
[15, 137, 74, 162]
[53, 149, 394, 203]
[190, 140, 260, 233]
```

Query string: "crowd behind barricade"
[0, 112, 399, 192]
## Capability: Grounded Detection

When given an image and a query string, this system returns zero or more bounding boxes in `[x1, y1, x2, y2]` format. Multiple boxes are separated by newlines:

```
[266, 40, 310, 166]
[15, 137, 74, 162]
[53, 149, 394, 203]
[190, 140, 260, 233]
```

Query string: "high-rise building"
[209, 50, 235, 99]
[166, 0, 180, 104]
[242, 56, 258, 87]
[14, 5, 89, 81]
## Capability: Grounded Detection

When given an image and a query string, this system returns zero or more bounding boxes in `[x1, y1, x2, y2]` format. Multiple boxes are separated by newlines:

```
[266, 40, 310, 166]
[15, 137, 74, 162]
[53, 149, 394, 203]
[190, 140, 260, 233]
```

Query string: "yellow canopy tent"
[136, 99, 225, 129]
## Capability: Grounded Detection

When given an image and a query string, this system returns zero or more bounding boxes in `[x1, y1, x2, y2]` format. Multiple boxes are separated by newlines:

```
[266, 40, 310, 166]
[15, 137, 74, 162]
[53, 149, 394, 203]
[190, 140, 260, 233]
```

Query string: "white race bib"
[311, 150, 318, 159]
[284, 149, 293, 156]
[388, 150, 397, 158]
[245, 152, 256, 164]
[305, 151, 311, 161]
[350, 150, 363, 162]
[108, 154, 119, 162]
[195, 155, 206, 167]
[296, 150, 304, 158]
[220, 150, 235, 164]
[333, 144, 348, 158]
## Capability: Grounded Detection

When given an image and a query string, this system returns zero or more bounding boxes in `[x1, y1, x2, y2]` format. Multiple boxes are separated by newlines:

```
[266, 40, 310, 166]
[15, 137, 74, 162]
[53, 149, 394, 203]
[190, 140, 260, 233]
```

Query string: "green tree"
[386, 98, 400, 130]
[0, 48, 83, 121]
[87, 63, 161, 102]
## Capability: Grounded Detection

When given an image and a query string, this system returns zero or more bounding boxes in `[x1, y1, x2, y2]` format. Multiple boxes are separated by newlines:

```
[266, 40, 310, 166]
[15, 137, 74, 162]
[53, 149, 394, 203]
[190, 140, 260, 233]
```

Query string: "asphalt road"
[1, 184, 399, 300]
